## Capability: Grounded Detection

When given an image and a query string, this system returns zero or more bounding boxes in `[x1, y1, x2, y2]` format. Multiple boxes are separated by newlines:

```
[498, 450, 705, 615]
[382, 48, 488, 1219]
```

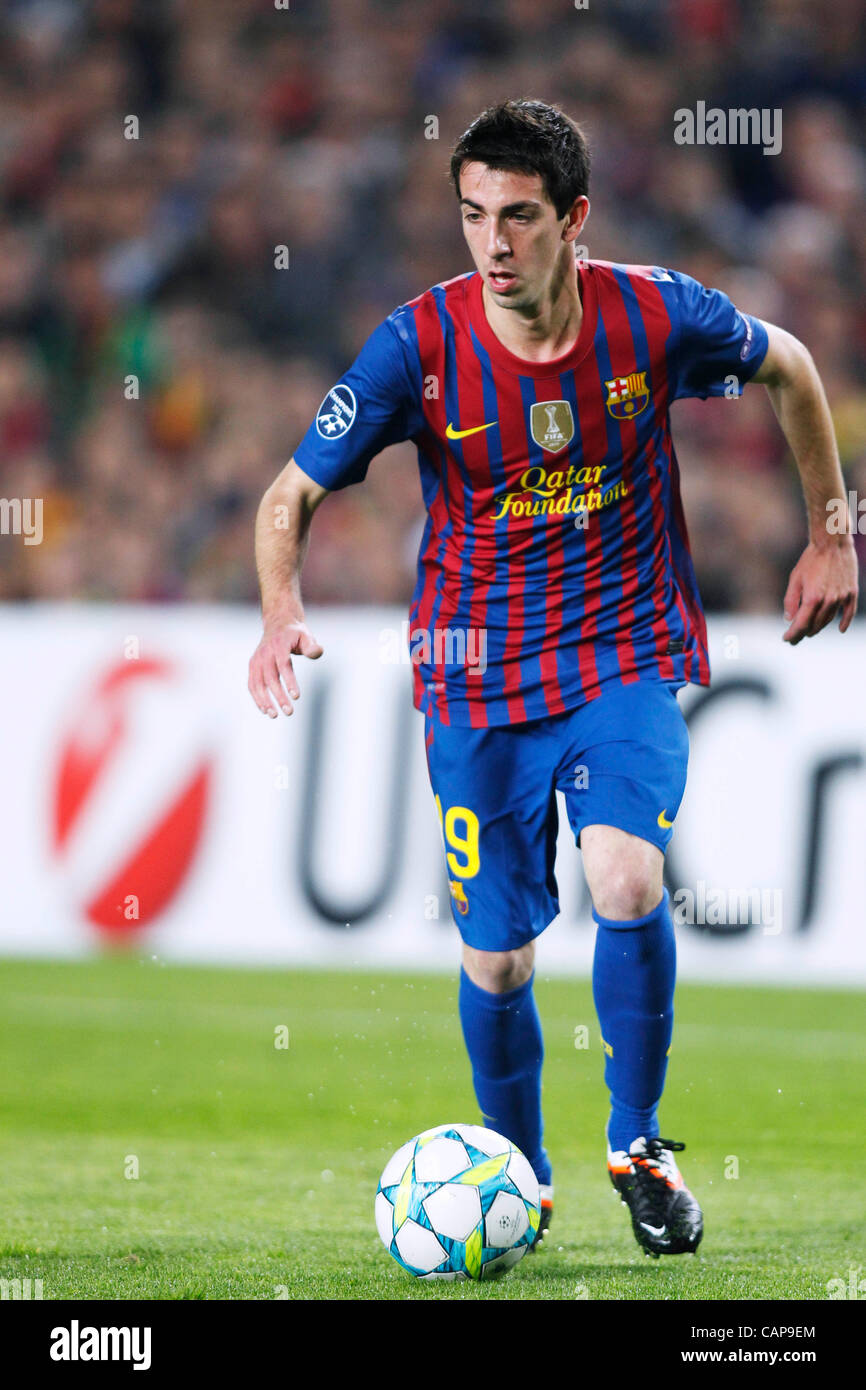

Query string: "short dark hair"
[450, 100, 590, 218]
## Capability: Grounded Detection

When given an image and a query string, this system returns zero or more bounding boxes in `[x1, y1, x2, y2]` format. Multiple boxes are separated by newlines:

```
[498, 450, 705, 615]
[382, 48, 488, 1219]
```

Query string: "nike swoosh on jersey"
[445, 420, 497, 439]
[657, 809, 673, 829]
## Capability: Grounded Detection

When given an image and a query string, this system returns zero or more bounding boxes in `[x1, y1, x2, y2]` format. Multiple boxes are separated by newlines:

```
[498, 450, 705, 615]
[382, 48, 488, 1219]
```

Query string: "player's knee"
[582, 827, 664, 921]
[462, 942, 535, 993]
[591, 861, 663, 921]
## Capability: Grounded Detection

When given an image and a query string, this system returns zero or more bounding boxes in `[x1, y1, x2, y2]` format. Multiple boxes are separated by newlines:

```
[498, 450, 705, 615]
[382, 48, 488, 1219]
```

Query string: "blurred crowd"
[2, 0, 866, 613]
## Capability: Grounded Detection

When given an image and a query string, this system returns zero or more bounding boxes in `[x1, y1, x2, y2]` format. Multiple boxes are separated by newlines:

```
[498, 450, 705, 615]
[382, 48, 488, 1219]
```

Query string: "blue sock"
[458, 968, 551, 1186]
[591, 889, 676, 1154]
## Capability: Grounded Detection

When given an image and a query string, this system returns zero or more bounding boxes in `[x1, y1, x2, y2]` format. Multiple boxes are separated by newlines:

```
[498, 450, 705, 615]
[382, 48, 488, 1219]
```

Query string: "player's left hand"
[782, 536, 858, 644]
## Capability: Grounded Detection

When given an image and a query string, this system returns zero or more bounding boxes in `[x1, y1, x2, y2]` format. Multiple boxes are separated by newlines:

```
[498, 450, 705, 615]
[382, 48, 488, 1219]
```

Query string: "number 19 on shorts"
[434, 796, 480, 879]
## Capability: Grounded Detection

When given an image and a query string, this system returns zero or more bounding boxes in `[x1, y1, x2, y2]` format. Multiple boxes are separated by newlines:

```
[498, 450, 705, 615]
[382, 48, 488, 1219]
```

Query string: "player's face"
[457, 162, 588, 311]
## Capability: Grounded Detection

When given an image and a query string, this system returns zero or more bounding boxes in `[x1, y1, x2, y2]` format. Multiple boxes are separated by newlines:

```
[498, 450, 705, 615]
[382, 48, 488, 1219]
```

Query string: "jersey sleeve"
[294, 317, 415, 490]
[666, 270, 768, 401]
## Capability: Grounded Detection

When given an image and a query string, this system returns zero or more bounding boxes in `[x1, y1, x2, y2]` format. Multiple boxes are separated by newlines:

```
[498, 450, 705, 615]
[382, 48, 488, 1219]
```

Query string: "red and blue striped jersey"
[294, 260, 768, 727]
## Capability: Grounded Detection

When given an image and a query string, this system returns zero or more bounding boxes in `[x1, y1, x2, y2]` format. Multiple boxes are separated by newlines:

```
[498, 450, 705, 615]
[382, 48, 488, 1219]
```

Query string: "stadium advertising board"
[2, 604, 864, 985]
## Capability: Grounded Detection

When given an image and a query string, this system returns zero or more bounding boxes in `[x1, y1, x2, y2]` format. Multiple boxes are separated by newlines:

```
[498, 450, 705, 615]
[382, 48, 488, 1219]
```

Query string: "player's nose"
[487, 222, 512, 258]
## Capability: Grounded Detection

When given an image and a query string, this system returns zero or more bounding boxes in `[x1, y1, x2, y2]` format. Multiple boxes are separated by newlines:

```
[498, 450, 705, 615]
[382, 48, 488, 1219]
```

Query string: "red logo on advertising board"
[51, 657, 212, 935]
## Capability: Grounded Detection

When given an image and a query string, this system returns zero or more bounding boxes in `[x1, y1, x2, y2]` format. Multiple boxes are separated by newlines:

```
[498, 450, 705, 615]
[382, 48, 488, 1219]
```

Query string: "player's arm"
[246, 316, 415, 716]
[248, 458, 328, 718]
[751, 323, 858, 644]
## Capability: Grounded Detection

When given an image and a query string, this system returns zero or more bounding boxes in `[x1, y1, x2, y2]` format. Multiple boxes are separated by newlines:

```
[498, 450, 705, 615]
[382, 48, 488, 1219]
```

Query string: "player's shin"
[457, 967, 551, 1187]
[591, 888, 676, 1154]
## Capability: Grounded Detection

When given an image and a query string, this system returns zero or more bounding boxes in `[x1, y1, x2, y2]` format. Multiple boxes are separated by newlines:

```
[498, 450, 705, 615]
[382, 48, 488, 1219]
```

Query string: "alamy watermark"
[50, 1322, 152, 1369]
[0, 497, 43, 545]
[1, 1276, 43, 1299]
[826, 491, 866, 535]
[674, 102, 782, 157]
[826, 1266, 866, 1299]
[379, 620, 488, 674]
[672, 881, 783, 934]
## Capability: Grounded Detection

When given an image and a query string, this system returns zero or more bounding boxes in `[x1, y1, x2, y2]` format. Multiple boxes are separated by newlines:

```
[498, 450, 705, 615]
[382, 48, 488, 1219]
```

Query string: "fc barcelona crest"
[605, 371, 651, 420]
[529, 400, 574, 454]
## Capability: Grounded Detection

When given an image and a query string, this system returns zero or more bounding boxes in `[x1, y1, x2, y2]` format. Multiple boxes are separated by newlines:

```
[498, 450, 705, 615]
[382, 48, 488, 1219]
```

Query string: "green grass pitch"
[0, 955, 863, 1300]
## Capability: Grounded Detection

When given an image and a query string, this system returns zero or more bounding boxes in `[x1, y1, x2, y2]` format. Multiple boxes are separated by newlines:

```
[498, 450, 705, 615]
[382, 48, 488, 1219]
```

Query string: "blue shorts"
[424, 680, 689, 951]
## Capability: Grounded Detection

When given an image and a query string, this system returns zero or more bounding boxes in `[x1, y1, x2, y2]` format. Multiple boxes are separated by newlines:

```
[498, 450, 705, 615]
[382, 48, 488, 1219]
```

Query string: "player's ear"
[563, 196, 590, 243]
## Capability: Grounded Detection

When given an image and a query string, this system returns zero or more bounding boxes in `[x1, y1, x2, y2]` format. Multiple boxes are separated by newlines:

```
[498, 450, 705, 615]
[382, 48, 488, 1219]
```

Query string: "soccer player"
[248, 101, 858, 1257]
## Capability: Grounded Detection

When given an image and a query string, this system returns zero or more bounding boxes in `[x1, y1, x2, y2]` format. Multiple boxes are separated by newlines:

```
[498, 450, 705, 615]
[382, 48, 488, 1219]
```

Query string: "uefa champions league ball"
[375, 1123, 541, 1280]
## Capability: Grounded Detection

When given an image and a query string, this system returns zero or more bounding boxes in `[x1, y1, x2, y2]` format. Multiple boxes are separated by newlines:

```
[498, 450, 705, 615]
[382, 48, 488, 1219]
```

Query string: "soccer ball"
[375, 1122, 541, 1280]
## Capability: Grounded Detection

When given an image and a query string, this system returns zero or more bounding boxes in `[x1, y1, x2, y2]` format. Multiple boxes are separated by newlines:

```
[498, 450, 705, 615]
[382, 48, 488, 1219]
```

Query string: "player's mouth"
[487, 269, 518, 292]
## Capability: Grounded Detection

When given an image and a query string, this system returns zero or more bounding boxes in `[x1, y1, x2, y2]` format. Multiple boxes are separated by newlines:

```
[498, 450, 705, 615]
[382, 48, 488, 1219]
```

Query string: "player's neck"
[480, 254, 583, 363]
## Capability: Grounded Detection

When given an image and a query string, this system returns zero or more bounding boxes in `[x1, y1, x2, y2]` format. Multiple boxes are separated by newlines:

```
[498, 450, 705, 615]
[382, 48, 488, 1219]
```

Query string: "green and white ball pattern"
[375, 1123, 541, 1280]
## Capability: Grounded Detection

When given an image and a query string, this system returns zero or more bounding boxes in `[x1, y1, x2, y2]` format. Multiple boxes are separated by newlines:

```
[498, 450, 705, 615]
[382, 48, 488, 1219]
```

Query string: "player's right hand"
[248, 618, 324, 717]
